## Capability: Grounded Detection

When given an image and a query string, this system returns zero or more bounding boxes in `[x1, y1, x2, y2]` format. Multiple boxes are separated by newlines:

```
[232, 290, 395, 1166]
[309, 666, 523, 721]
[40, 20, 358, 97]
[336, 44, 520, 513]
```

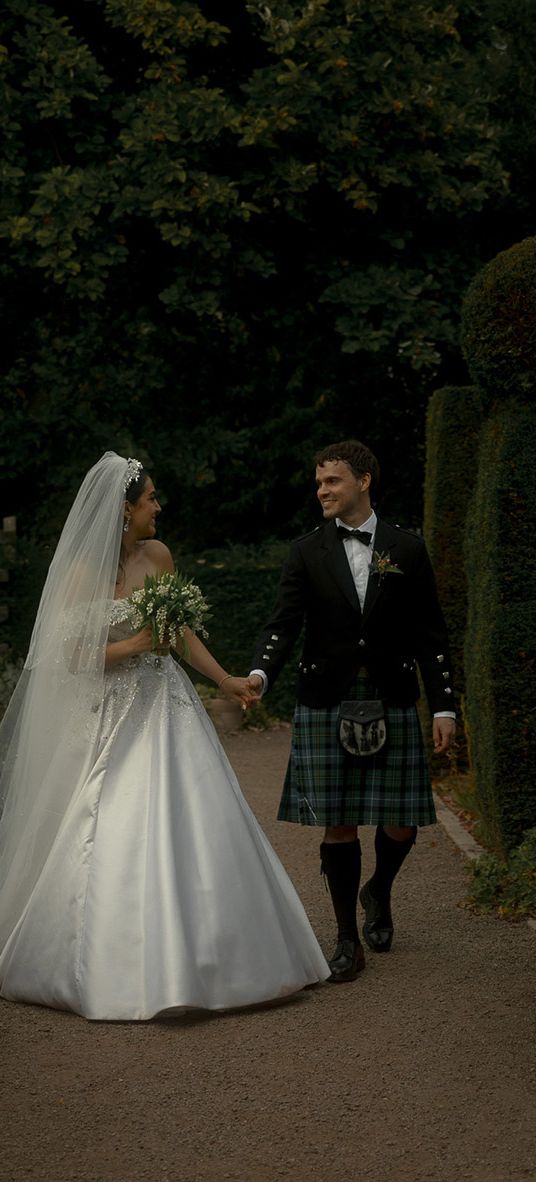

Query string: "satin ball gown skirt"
[0, 621, 329, 1020]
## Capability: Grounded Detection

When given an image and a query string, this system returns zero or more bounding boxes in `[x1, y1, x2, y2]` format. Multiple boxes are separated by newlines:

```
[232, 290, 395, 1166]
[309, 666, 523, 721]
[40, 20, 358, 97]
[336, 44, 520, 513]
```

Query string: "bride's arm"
[65, 623, 153, 674]
[176, 628, 257, 707]
[105, 625, 154, 670]
[155, 547, 256, 706]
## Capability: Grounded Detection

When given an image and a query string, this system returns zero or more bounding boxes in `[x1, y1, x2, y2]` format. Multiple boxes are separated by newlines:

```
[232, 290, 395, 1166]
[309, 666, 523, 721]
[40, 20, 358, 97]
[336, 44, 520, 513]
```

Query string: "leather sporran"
[337, 699, 386, 757]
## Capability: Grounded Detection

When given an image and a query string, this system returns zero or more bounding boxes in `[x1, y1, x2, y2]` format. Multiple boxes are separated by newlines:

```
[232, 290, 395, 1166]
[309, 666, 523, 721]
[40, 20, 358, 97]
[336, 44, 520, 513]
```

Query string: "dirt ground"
[2, 726, 535, 1182]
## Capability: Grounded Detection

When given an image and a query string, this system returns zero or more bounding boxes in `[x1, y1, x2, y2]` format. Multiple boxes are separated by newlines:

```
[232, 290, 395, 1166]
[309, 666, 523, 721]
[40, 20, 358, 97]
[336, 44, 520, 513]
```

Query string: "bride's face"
[127, 477, 161, 540]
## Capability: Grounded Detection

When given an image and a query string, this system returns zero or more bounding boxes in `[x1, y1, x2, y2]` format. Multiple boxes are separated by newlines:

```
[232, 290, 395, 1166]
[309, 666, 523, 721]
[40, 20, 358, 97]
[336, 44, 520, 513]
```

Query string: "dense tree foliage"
[480, 0, 536, 243]
[0, 0, 525, 553]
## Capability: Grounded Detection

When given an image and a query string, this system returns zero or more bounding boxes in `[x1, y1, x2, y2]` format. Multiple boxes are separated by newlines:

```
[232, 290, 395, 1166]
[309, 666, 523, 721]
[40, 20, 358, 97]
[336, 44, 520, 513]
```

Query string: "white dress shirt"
[336, 510, 376, 610]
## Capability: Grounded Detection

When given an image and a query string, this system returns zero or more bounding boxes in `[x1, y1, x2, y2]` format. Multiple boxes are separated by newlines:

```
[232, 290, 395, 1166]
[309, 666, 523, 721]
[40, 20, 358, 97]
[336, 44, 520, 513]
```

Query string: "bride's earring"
[123, 518, 130, 534]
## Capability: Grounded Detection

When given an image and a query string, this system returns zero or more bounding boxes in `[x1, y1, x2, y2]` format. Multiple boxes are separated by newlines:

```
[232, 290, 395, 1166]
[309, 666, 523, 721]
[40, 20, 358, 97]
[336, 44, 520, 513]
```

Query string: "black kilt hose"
[279, 679, 436, 828]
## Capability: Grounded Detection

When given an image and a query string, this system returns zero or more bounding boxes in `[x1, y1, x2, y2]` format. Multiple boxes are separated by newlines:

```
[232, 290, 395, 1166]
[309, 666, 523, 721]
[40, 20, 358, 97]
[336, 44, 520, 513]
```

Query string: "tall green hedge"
[464, 406, 536, 853]
[176, 542, 297, 718]
[423, 385, 487, 764]
[461, 236, 536, 402]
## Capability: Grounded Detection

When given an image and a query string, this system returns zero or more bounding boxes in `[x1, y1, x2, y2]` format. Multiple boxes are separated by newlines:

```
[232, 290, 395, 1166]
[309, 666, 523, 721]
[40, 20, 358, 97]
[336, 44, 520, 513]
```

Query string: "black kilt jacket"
[252, 517, 454, 713]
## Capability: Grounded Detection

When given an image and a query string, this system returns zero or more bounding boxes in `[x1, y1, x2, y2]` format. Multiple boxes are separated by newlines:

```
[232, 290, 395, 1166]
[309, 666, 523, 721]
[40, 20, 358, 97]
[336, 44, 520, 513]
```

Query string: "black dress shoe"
[328, 939, 366, 983]
[359, 880, 394, 952]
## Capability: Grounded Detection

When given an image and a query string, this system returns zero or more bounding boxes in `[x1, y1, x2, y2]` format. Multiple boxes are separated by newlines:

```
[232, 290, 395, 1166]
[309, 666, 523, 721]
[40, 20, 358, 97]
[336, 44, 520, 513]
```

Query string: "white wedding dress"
[0, 601, 329, 1020]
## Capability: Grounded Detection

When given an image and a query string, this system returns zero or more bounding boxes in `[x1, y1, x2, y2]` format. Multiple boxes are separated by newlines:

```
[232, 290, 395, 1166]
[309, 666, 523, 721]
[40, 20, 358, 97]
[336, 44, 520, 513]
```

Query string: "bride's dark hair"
[117, 466, 148, 585]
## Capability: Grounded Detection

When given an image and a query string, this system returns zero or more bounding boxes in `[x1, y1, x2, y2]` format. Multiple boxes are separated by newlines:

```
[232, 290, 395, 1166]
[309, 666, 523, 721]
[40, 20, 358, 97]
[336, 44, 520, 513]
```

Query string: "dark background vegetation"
[1, 0, 534, 661]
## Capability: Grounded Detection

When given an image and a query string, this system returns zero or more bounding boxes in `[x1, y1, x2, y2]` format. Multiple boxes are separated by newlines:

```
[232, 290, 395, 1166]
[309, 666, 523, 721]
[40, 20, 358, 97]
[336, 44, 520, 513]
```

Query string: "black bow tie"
[337, 525, 373, 545]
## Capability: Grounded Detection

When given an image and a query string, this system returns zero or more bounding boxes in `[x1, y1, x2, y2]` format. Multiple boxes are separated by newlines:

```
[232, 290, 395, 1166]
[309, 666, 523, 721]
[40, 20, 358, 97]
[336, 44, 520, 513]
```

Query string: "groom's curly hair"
[315, 439, 380, 502]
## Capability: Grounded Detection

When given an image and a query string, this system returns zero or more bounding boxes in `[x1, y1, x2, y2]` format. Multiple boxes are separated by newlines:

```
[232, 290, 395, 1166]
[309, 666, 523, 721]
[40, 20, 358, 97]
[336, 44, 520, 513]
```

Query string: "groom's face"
[315, 460, 370, 524]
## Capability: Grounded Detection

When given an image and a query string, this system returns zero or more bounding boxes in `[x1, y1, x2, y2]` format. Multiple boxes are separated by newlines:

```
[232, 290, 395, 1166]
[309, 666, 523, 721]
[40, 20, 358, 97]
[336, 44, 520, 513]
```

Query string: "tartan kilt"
[278, 678, 436, 828]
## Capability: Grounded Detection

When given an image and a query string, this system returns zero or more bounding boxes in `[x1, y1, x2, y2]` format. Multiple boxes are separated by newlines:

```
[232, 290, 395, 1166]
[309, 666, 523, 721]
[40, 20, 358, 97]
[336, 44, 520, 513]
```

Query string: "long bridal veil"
[0, 452, 129, 948]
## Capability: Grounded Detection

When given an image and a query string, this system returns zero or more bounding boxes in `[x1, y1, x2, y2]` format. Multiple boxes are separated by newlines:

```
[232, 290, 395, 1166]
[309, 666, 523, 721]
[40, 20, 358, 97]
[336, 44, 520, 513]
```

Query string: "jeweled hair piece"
[123, 457, 143, 493]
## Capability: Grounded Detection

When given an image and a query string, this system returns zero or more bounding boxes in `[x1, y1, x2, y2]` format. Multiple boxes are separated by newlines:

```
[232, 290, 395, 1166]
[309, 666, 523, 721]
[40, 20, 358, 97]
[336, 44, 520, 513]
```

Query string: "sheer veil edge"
[0, 451, 128, 947]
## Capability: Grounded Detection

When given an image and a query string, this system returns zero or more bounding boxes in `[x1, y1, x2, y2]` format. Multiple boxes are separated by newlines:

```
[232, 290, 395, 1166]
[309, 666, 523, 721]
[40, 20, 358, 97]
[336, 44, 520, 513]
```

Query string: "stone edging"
[432, 791, 482, 862]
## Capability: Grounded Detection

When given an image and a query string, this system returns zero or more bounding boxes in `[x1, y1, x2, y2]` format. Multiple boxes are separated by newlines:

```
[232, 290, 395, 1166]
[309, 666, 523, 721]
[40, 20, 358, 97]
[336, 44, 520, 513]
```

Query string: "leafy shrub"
[2, 538, 52, 658]
[0, 653, 24, 719]
[468, 827, 536, 919]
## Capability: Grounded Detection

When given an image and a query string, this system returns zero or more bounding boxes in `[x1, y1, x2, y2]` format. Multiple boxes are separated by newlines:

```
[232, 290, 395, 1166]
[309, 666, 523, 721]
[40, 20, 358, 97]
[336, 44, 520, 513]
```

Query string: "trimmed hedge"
[176, 541, 298, 719]
[461, 236, 536, 401]
[423, 385, 487, 765]
[464, 406, 536, 853]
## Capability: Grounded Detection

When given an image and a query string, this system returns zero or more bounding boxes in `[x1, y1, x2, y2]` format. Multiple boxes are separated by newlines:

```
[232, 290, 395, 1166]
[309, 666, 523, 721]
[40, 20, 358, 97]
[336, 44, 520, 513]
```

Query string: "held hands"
[218, 675, 262, 709]
[246, 674, 264, 698]
[433, 716, 456, 754]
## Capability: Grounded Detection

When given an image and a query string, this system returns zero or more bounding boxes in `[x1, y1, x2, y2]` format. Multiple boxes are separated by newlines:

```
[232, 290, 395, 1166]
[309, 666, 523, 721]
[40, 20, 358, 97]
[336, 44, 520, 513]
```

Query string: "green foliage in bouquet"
[128, 571, 210, 649]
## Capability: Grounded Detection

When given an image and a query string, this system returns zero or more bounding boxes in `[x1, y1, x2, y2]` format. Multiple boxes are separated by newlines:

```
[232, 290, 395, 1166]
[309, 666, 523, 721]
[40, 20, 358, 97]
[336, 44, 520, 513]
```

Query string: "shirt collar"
[336, 510, 377, 535]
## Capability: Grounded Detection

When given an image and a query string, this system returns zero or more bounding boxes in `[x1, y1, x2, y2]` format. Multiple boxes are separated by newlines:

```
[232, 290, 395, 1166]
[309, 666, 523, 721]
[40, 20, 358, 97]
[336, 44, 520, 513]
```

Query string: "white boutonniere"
[370, 551, 403, 581]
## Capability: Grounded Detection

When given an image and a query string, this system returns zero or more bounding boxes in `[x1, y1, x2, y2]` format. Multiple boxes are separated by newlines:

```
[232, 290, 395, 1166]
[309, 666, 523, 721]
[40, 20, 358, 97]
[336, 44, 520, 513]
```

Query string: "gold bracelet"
[218, 674, 233, 688]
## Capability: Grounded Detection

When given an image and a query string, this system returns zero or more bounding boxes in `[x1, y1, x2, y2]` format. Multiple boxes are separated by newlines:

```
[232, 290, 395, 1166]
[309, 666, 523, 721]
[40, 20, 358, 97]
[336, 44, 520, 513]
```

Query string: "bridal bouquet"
[128, 572, 210, 650]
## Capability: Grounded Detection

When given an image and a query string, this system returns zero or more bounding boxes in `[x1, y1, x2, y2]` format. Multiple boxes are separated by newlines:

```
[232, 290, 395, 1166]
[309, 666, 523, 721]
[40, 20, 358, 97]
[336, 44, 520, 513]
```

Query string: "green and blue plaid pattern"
[278, 679, 436, 828]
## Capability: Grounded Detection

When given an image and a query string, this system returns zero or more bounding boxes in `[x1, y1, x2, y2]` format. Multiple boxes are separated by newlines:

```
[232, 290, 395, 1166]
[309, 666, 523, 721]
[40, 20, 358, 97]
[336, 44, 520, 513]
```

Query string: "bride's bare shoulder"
[144, 539, 175, 572]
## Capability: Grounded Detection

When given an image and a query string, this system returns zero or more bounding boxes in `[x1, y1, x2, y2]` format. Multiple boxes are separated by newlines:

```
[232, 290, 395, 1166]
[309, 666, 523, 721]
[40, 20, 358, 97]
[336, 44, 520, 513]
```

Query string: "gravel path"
[2, 726, 535, 1182]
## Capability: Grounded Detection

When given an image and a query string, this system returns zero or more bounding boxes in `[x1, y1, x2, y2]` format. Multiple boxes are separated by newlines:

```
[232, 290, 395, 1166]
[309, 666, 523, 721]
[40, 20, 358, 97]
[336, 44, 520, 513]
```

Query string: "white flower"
[126, 570, 210, 650]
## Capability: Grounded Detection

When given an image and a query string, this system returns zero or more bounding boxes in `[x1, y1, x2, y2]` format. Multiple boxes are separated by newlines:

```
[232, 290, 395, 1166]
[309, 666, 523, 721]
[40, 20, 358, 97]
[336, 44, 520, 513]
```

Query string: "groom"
[248, 439, 455, 982]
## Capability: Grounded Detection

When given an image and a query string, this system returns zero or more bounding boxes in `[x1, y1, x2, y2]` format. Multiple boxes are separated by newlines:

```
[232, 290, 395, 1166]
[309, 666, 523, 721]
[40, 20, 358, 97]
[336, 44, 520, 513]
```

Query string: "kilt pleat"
[278, 679, 436, 828]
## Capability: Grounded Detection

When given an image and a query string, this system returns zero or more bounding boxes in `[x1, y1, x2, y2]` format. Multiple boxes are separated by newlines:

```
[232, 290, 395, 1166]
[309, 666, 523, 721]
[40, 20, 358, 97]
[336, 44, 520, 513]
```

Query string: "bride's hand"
[129, 625, 155, 655]
[219, 676, 259, 708]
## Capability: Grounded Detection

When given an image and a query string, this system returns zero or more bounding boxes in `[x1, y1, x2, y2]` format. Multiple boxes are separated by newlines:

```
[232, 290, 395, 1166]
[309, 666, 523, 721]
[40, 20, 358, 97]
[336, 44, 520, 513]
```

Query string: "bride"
[0, 452, 329, 1020]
